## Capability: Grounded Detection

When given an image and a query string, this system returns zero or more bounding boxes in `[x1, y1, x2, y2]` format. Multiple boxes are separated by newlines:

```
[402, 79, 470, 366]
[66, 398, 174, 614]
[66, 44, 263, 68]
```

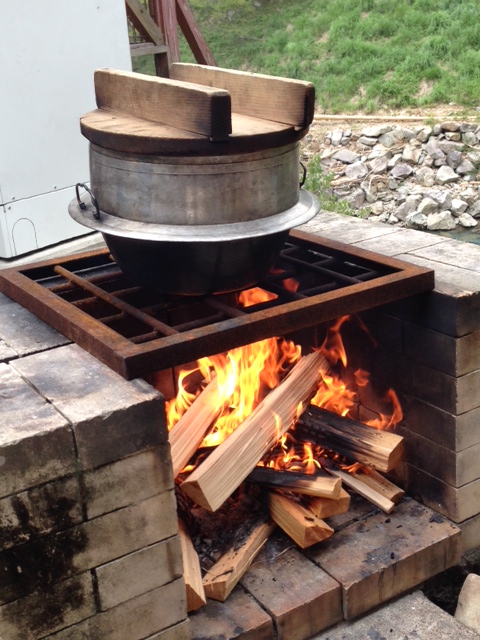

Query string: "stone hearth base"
[1, 210, 479, 639]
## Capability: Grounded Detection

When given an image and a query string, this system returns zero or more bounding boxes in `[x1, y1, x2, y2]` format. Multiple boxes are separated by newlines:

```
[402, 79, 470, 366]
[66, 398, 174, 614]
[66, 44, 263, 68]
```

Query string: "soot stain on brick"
[0, 481, 80, 550]
[4, 576, 89, 638]
[0, 524, 89, 604]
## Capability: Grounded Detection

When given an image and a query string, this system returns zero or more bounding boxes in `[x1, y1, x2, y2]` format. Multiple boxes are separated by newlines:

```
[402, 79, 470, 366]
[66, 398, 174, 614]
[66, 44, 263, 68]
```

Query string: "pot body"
[89, 142, 300, 225]
[104, 231, 290, 296]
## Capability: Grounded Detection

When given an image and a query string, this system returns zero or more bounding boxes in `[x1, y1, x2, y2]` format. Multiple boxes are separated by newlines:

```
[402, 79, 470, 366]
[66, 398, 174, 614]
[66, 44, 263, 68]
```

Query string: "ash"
[176, 482, 267, 566]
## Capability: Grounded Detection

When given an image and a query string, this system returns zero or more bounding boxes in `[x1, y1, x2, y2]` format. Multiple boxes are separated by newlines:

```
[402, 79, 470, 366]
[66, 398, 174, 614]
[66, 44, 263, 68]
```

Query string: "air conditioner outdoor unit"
[0, 0, 132, 258]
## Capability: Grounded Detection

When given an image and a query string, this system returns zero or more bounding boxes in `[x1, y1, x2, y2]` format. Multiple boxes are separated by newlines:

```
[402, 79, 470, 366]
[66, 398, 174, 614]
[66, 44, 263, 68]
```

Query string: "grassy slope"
[133, 0, 480, 113]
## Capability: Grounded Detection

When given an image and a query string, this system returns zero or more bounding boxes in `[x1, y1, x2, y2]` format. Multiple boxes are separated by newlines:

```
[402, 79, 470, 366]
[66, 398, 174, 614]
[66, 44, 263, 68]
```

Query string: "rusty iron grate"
[0, 230, 434, 379]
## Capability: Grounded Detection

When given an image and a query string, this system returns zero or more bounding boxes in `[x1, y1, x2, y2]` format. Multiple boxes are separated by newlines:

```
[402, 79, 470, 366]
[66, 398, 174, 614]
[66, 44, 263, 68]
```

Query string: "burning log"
[269, 491, 334, 549]
[325, 467, 396, 514]
[202, 518, 276, 602]
[246, 466, 341, 499]
[308, 488, 351, 519]
[180, 351, 329, 511]
[296, 405, 404, 473]
[169, 376, 224, 478]
[178, 519, 206, 611]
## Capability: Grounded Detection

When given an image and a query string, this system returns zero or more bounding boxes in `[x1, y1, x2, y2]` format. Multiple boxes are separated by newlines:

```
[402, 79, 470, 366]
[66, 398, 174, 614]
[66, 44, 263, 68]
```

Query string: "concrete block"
[12, 344, 168, 469]
[241, 543, 342, 640]
[404, 397, 480, 452]
[354, 227, 447, 256]
[0, 572, 95, 640]
[45, 578, 187, 640]
[301, 212, 399, 245]
[460, 513, 480, 552]
[402, 464, 480, 523]
[143, 620, 191, 640]
[0, 493, 178, 605]
[189, 588, 274, 640]
[0, 475, 83, 551]
[398, 427, 480, 487]
[95, 538, 183, 610]
[386, 287, 480, 338]
[405, 322, 480, 376]
[83, 446, 173, 519]
[0, 293, 69, 356]
[407, 360, 480, 414]
[308, 498, 461, 620]
[0, 338, 16, 362]
[0, 364, 76, 498]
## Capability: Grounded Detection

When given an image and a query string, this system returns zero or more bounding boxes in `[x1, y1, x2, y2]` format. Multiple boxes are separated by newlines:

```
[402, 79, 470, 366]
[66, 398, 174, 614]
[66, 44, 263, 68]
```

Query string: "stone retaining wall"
[304, 120, 480, 232]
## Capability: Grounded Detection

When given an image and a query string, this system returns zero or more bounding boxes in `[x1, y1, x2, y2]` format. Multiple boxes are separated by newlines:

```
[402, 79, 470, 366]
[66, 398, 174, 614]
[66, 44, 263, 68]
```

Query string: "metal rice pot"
[104, 231, 290, 296]
[88, 142, 302, 225]
[69, 140, 320, 295]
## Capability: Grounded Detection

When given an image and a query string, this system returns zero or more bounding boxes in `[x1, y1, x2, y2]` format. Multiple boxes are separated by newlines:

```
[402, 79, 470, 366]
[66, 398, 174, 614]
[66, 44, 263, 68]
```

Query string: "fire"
[165, 308, 402, 473]
[166, 287, 301, 448]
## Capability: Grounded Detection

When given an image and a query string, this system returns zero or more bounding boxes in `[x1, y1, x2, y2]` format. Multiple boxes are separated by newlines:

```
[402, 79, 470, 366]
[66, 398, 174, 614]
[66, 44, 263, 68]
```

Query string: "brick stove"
[1, 213, 479, 639]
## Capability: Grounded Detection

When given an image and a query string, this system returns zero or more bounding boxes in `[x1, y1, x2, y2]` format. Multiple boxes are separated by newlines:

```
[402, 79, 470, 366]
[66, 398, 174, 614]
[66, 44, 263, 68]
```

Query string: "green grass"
[133, 0, 480, 113]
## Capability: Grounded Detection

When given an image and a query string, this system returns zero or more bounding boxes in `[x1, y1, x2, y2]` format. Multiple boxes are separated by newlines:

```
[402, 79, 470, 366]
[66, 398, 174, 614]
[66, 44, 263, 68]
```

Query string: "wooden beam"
[170, 62, 315, 128]
[175, 0, 217, 66]
[125, 0, 165, 46]
[202, 518, 276, 601]
[158, 0, 180, 62]
[296, 405, 404, 473]
[269, 492, 334, 549]
[130, 42, 169, 57]
[93, 68, 232, 140]
[180, 351, 329, 512]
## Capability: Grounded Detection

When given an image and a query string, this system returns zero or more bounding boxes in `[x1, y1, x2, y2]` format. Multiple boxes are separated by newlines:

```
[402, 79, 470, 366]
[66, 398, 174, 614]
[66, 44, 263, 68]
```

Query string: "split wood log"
[169, 376, 224, 478]
[296, 405, 404, 473]
[178, 519, 206, 611]
[180, 351, 329, 511]
[352, 467, 405, 505]
[202, 518, 276, 602]
[246, 466, 341, 499]
[269, 491, 334, 549]
[308, 488, 351, 520]
[325, 467, 395, 514]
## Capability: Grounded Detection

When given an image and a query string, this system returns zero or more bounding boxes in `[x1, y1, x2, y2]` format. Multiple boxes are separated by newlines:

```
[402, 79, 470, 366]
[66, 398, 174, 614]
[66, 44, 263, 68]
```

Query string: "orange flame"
[165, 310, 402, 475]
[166, 287, 301, 447]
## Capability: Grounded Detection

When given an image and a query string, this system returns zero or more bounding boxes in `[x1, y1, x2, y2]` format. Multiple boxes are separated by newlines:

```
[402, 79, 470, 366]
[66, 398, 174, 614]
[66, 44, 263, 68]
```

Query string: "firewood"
[180, 351, 329, 511]
[169, 376, 223, 478]
[178, 519, 206, 611]
[246, 466, 342, 499]
[202, 518, 276, 602]
[325, 467, 395, 514]
[296, 405, 404, 473]
[269, 491, 334, 549]
[351, 467, 405, 505]
[308, 488, 351, 520]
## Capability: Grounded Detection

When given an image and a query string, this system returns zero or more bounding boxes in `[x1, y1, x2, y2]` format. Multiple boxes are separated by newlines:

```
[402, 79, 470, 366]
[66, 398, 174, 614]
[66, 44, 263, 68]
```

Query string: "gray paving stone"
[0, 363, 75, 497]
[11, 344, 168, 469]
[312, 591, 480, 639]
[0, 293, 69, 356]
